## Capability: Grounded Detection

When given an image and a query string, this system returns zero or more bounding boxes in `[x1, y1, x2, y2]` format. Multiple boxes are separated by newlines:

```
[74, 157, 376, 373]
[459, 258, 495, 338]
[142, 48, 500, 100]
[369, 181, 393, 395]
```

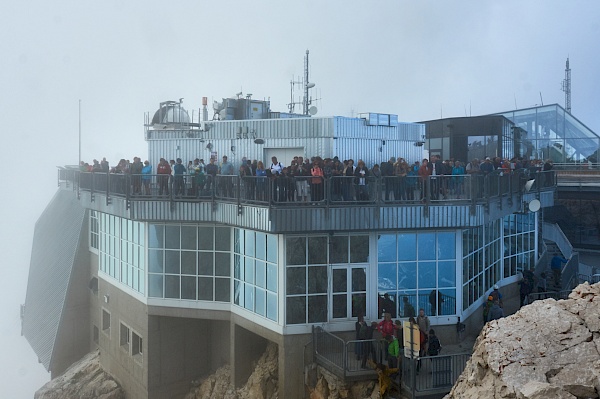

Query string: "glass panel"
[181, 251, 196, 275]
[256, 261, 266, 288]
[244, 283, 254, 311]
[148, 274, 163, 297]
[244, 258, 255, 284]
[398, 262, 417, 289]
[267, 234, 277, 263]
[148, 224, 165, 248]
[438, 260, 456, 287]
[332, 294, 347, 318]
[215, 277, 230, 302]
[267, 292, 278, 321]
[286, 296, 306, 325]
[330, 235, 348, 264]
[378, 263, 397, 291]
[418, 233, 436, 260]
[398, 292, 417, 317]
[255, 287, 266, 316]
[439, 288, 456, 315]
[234, 280, 242, 305]
[332, 269, 347, 293]
[352, 268, 367, 291]
[165, 225, 180, 249]
[198, 277, 213, 301]
[215, 227, 231, 251]
[418, 261, 436, 288]
[234, 228, 241, 253]
[234, 255, 241, 279]
[148, 249, 164, 273]
[198, 226, 214, 250]
[287, 267, 306, 295]
[245, 230, 255, 257]
[437, 232, 456, 260]
[377, 234, 396, 261]
[181, 276, 196, 300]
[256, 233, 266, 261]
[308, 236, 328, 264]
[198, 252, 214, 275]
[352, 293, 366, 318]
[165, 275, 180, 298]
[308, 295, 327, 323]
[350, 235, 369, 263]
[308, 266, 327, 294]
[398, 233, 416, 261]
[286, 237, 306, 265]
[165, 250, 180, 274]
[215, 253, 230, 277]
[267, 263, 277, 292]
[181, 226, 197, 250]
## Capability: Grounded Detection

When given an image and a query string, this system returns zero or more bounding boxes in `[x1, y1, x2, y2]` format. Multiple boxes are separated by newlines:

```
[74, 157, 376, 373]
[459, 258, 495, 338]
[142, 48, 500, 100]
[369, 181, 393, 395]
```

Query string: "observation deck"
[58, 169, 556, 233]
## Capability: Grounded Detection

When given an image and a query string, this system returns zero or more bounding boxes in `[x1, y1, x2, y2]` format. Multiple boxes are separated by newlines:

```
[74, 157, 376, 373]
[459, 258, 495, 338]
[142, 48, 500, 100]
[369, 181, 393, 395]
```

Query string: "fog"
[1, 1, 599, 396]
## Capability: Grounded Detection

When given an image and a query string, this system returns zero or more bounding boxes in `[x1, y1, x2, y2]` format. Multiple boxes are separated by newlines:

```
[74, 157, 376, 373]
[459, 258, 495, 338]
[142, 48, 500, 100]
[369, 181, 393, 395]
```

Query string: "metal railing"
[58, 168, 557, 210]
[402, 352, 471, 395]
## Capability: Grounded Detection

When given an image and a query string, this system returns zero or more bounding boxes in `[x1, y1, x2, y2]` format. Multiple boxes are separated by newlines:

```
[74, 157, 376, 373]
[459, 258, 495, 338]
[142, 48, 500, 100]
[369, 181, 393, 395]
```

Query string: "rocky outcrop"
[35, 350, 125, 399]
[446, 282, 600, 399]
[307, 366, 380, 399]
[184, 342, 279, 399]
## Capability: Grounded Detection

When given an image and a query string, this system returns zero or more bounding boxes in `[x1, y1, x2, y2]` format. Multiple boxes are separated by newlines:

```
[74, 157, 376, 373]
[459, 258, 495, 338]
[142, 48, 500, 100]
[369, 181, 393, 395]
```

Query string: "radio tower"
[561, 57, 571, 114]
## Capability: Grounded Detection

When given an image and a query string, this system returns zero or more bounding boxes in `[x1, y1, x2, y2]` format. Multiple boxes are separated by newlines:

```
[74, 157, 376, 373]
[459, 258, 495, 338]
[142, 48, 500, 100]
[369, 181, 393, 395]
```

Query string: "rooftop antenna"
[287, 50, 319, 115]
[561, 57, 571, 114]
[539, 92, 544, 106]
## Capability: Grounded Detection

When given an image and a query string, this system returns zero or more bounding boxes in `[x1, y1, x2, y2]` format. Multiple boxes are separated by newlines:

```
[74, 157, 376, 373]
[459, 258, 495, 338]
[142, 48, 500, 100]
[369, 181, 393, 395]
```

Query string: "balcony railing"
[58, 168, 556, 209]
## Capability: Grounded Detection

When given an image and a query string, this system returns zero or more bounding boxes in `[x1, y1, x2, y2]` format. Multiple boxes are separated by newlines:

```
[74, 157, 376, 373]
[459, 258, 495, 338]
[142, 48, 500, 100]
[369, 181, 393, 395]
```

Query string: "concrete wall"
[98, 279, 148, 399]
[147, 316, 230, 399]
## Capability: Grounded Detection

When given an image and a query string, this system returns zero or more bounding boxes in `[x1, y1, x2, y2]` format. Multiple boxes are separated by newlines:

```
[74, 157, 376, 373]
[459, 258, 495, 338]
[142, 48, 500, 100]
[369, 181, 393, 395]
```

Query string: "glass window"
[286, 237, 306, 265]
[266, 263, 277, 293]
[308, 295, 327, 323]
[397, 233, 416, 261]
[418, 261, 436, 288]
[330, 236, 348, 263]
[148, 274, 163, 297]
[148, 250, 164, 273]
[397, 262, 417, 289]
[181, 276, 196, 300]
[165, 225, 180, 249]
[255, 288, 266, 316]
[165, 275, 180, 298]
[198, 277, 213, 301]
[181, 251, 196, 275]
[244, 258, 255, 284]
[267, 234, 277, 263]
[215, 227, 231, 251]
[308, 236, 328, 264]
[286, 267, 306, 295]
[267, 292, 277, 321]
[377, 235, 396, 262]
[245, 230, 255, 257]
[437, 232, 456, 259]
[215, 253, 230, 277]
[378, 263, 397, 291]
[308, 266, 327, 294]
[256, 261, 266, 288]
[198, 252, 214, 275]
[149, 225, 164, 248]
[165, 250, 180, 274]
[215, 277, 230, 302]
[437, 260, 456, 287]
[350, 235, 369, 263]
[256, 233, 266, 261]
[286, 297, 306, 324]
[418, 233, 436, 260]
[181, 226, 197, 250]
[198, 227, 214, 250]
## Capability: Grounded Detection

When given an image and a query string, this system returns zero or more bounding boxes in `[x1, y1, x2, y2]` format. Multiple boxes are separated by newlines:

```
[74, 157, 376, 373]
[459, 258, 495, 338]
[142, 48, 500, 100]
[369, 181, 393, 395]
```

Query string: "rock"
[446, 282, 600, 399]
[35, 350, 125, 399]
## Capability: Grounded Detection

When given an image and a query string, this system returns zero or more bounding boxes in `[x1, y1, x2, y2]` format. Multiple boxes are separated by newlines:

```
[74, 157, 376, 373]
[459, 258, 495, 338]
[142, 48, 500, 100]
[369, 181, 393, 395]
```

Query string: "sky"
[1, 0, 599, 397]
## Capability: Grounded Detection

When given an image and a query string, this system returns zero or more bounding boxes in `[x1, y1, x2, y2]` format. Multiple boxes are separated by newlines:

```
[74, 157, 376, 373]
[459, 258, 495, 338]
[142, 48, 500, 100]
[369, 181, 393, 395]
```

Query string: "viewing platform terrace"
[58, 169, 557, 233]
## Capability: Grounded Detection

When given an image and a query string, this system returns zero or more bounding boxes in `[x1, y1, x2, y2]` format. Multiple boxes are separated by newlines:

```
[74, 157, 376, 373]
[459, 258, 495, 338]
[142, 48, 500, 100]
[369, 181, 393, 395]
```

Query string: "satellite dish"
[528, 199, 541, 212]
[309, 106, 318, 115]
[524, 179, 535, 192]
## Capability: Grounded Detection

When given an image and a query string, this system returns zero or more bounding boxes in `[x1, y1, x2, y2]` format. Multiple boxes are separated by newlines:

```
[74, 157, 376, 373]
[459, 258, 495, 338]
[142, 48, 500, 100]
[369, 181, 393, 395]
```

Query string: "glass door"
[331, 266, 367, 320]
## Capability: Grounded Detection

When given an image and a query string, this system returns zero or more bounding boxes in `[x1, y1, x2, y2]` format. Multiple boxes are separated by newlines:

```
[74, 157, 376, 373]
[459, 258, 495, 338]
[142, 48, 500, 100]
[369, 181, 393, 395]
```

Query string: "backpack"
[428, 336, 441, 356]
[358, 323, 368, 339]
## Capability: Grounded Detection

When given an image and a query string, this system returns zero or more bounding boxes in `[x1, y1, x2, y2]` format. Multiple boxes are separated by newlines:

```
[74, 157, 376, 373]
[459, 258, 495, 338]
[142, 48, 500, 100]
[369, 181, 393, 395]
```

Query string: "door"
[331, 266, 367, 320]
[263, 147, 304, 167]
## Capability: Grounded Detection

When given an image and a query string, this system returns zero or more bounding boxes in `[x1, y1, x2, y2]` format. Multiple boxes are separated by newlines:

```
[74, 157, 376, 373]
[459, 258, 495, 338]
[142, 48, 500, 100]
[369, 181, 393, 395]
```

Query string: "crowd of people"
[77, 153, 555, 203]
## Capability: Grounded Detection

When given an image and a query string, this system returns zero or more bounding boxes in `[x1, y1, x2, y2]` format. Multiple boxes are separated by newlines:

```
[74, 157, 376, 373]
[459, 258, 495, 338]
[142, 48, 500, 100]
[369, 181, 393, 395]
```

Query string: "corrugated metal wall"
[146, 116, 424, 168]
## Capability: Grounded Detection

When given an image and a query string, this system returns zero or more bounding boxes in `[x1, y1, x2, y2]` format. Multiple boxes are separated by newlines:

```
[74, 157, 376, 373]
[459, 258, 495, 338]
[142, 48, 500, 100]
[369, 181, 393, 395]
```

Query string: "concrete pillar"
[278, 334, 311, 399]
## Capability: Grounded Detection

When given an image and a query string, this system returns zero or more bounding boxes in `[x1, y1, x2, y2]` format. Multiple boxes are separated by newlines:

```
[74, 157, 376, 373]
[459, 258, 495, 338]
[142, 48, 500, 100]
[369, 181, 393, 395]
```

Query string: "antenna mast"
[287, 50, 318, 115]
[561, 57, 571, 114]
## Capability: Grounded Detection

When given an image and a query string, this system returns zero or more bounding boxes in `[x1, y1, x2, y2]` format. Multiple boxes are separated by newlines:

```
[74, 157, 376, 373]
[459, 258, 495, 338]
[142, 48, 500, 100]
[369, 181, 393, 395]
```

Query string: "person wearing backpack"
[427, 329, 441, 356]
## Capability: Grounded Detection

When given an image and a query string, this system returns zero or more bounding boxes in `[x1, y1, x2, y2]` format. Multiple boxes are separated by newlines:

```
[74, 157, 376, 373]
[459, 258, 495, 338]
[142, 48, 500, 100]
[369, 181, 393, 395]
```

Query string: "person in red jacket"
[157, 158, 172, 196]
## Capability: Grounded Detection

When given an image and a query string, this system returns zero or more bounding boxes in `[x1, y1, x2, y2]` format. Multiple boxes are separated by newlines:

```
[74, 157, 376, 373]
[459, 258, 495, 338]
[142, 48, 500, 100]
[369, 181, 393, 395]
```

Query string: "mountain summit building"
[23, 96, 568, 398]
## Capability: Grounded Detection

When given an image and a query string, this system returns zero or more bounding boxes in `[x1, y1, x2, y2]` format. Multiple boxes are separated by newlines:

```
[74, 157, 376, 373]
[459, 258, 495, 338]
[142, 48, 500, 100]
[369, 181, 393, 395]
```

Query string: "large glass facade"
[461, 213, 536, 311]
[233, 229, 279, 321]
[147, 224, 231, 301]
[285, 234, 369, 325]
[98, 213, 146, 294]
[378, 232, 457, 318]
[499, 105, 599, 164]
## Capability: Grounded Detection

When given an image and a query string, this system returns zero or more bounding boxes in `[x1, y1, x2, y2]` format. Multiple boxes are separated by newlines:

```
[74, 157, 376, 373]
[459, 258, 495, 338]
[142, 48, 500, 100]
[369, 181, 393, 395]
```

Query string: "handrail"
[59, 169, 557, 209]
[402, 352, 471, 394]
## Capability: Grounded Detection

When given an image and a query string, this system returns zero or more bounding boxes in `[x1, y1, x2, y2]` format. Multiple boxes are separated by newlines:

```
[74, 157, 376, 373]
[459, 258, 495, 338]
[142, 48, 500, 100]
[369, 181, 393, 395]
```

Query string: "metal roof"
[22, 190, 85, 370]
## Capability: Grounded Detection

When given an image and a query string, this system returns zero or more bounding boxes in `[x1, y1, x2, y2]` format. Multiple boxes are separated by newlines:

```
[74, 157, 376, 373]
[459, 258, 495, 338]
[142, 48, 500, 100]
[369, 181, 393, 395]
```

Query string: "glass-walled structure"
[95, 211, 538, 329]
[498, 104, 600, 164]
[421, 115, 515, 163]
